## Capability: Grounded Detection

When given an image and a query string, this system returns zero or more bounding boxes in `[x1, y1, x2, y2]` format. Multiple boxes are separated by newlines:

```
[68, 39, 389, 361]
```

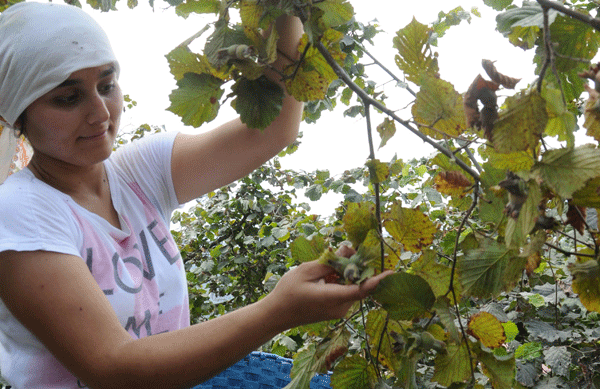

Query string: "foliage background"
[3, 0, 600, 388]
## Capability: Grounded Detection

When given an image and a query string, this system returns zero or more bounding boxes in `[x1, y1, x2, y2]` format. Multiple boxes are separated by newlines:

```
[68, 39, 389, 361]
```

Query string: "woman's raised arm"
[170, 15, 304, 204]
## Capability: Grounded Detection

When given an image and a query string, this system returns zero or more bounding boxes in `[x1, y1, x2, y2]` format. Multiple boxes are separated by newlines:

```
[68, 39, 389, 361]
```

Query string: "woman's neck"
[27, 152, 109, 199]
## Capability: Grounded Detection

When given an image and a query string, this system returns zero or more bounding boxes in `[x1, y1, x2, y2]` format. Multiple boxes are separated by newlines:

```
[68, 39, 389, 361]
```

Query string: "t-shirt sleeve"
[110, 131, 181, 222]
[0, 180, 81, 257]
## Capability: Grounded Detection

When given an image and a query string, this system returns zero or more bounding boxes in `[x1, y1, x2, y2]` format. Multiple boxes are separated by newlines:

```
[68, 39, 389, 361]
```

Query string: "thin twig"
[545, 242, 596, 257]
[358, 43, 417, 97]
[536, 0, 600, 32]
[314, 41, 481, 183]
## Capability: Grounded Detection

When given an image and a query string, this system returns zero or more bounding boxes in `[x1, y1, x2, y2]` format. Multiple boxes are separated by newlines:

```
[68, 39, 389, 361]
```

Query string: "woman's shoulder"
[0, 168, 71, 211]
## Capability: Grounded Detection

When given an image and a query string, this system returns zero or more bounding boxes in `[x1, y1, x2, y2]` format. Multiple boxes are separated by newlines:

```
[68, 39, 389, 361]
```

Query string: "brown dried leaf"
[463, 74, 499, 133]
[566, 202, 587, 235]
[482, 59, 521, 89]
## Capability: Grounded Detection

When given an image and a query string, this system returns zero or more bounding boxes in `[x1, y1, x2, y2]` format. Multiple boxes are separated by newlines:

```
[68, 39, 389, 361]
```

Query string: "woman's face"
[20, 64, 123, 167]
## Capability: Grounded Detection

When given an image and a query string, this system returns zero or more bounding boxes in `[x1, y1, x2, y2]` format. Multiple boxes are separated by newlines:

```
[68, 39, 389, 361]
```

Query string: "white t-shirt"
[0, 131, 190, 388]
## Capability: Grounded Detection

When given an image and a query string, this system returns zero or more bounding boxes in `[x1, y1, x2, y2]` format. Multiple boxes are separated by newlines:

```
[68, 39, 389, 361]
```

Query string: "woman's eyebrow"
[55, 66, 116, 88]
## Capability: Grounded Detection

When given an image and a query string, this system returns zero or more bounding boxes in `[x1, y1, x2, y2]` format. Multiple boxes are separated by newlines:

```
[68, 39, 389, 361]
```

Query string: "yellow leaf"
[412, 75, 466, 139]
[411, 250, 462, 301]
[240, 0, 269, 29]
[492, 91, 548, 153]
[481, 145, 535, 172]
[569, 259, 600, 313]
[343, 202, 378, 248]
[583, 86, 600, 142]
[434, 170, 473, 198]
[383, 203, 437, 253]
[467, 312, 506, 349]
[286, 30, 344, 102]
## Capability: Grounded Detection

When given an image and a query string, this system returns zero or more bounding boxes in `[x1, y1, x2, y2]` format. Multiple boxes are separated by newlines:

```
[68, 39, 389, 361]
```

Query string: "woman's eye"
[53, 92, 80, 106]
[100, 82, 116, 94]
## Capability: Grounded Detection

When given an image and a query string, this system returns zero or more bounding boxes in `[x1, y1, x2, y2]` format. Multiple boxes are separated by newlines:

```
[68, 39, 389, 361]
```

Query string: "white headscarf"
[0, 1, 120, 183]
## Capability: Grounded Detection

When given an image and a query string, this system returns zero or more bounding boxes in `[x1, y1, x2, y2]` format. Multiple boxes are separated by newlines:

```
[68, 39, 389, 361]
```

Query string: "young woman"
[0, 2, 391, 388]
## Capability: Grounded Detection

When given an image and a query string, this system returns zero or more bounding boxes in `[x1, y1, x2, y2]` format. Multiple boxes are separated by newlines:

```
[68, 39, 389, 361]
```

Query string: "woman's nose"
[86, 92, 110, 125]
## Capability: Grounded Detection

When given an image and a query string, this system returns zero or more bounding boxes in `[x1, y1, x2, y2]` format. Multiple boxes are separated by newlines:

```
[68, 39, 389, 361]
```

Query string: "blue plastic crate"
[191, 352, 331, 389]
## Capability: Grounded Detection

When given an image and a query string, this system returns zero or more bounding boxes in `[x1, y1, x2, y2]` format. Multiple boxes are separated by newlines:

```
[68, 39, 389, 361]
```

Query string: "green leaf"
[431, 342, 473, 386]
[411, 250, 462, 300]
[515, 342, 542, 360]
[167, 73, 224, 128]
[372, 272, 436, 321]
[313, 0, 354, 29]
[475, 345, 516, 389]
[548, 15, 600, 73]
[284, 344, 319, 389]
[533, 144, 600, 199]
[483, 0, 513, 11]
[330, 354, 378, 389]
[393, 18, 439, 84]
[459, 239, 525, 299]
[431, 7, 476, 44]
[166, 46, 228, 81]
[496, 1, 557, 49]
[411, 75, 465, 139]
[175, 0, 220, 18]
[543, 85, 576, 148]
[492, 91, 548, 153]
[231, 76, 283, 130]
[290, 236, 326, 263]
[504, 179, 542, 248]
[433, 296, 461, 344]
[572, 176, 600, 208]
[503, 321, 519, 343]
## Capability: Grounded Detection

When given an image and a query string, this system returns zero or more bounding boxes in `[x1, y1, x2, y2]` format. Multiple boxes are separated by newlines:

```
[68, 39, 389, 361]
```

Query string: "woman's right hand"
[263, 260, 393, 331]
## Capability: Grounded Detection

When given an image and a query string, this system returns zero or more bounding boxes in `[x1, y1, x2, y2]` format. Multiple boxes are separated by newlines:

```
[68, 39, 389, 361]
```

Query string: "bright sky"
[84, 0, 537, 213]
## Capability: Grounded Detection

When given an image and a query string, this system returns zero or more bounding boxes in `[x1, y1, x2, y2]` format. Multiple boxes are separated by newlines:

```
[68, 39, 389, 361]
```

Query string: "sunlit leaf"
[366, 159, 390, 184]
[365, 309, 406, 372]
[459, 239, 525, 299]
[431, 342, 473, 386]
[343, 202, 378, 248]
[286, 29, 344, 102]
[231, 76, 284, 130]
[383, 203, 437, 253]
[492, 91, 548, 153]
[411, 250, 462, 301]
[372, 272, 436, 321]
[313, 0, 354, 29]
[290, 236, 326, 263]
[434, 170, 472, 198]
[168, 73, 224, 127]
[481, 146, 535, 172]
[377, 117, 396, 149]
[330, 354, 378, 389]
[543, 85, 576, 148]
[569, 259, 600, 313]
[467, 312, 506, 349]
[515, 342, 543, 360]
[533, 144, 600, 199]
[175, 0, 220, 18]
[393, 18, 439, 84]
[412, 75, 465, 139]
[549, 15, 600, 73]
[166, 46, 229, 81]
